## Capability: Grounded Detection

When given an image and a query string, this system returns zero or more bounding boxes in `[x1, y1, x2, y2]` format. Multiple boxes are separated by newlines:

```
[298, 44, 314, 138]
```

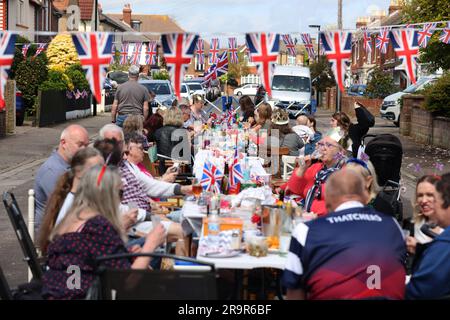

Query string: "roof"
[101, 14, 149, 42]
[79, 0, 94, 21]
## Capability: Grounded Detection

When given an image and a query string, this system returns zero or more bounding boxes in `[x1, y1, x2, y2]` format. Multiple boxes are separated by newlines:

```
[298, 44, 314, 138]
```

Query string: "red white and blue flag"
[21, 43, 30, 57]
[417, 23, 437, 48]
[196, 38, 205, 65]
[161, 33, 199, 99]
[229, 148, 243, 187]
[145, 41, 158, 65]
[376, 27, 390, 54]
[200, 160, 223, 193]
[120, 43, 129, 65]
[209, 38, 220, 64]
[320, 31, 352, 92]
[130, 43, 142, 65]
[110, 44, 116, 64]
[282, 34, 296, 56]
[228, 37, 239, 64]
[362, 29, 372, 53]
[0, 32, 17, 110]
[245, 33, 280, 97]
[33, 43, 46, 59]
[390, 29, 420, 84]
[301, 33, 315, 59]
[71, 32, 113, 103]
[440, 22, 450, 44]
[203, 51, 228, 87]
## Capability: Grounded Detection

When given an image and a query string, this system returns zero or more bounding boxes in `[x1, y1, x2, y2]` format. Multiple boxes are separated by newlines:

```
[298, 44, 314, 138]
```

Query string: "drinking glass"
[192, 178, 203, 201]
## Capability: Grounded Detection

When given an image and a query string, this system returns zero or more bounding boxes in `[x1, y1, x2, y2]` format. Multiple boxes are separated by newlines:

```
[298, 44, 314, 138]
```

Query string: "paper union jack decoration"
[196, 38, 205, 64]
[145, 41, 158, 65]
[209, 38, 220, 64]
[418, 23, 437, 48]
[440, 22, 450, 44]
[281, 34, 296, 56]
[228, 37, 239, 64]
[161, 33, 199, 99]
[200, 160, 223, 193]
[120, 43, 129, 65]
[110, 44, 116, 64]
[245, 33, 280, 97]
[72, 32, 113, 103]
[0, 32, 17, 110]
[130, 43, 142, 65]
[376, 28, 390, 54]
[21, 44, 30, 57]
[320, 31, 352, 92]
[203, 51, 228, 87]
[390, 29, 420, 84]
[33, 43, 46, 59]
[362, 29, 372, 53]
[301, 33, 315, 59]
[229, 148, 243, 187]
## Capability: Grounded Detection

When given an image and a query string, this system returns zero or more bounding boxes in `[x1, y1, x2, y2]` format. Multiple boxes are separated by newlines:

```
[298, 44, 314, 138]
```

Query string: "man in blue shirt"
[406, 173, 450, 299]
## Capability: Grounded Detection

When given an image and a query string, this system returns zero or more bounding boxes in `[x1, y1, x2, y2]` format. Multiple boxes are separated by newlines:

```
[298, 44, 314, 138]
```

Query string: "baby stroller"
[361, 134, 404, 222]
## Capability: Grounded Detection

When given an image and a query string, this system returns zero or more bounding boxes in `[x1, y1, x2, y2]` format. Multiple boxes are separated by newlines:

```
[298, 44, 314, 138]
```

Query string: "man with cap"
[111, 65, 150, 127]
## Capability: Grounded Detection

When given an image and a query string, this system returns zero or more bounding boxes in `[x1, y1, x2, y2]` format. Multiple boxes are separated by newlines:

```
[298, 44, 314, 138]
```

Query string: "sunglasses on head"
[346, 158, 372, 175]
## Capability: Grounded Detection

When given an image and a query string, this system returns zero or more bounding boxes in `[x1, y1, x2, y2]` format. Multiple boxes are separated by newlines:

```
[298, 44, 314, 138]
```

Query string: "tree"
[309, 55, 336, 92]
[402, 0, 450, 71]
[365, 67, 398, 99]
[226, 51, 250, 81]
[46, 34, 80, 72]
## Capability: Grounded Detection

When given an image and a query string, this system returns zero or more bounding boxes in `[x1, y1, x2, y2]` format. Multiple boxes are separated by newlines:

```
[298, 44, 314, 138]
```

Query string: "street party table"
[196, 251, 286, 270]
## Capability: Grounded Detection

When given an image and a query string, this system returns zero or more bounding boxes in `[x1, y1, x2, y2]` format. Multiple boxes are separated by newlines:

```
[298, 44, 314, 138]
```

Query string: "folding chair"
[91, 253, 217, 300]
[2, 192, 44, 280]
[281, 155, 298, 180]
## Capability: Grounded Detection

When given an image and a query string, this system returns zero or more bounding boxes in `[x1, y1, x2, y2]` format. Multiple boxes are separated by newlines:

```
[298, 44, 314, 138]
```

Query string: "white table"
[197, 252, 287, 270]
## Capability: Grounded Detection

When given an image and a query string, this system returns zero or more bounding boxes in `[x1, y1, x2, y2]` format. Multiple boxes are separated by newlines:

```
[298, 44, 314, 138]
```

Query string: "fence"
[240, 74, 261, 86]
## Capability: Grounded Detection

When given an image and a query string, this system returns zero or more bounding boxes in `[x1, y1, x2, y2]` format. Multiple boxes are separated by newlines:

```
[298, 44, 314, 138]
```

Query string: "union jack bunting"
[376, 27, 390, 54]
[21, 43, 30, 57]
[440, 22, 450, 44]
[120, 43, 129, 64]
[203, 51, 228, 87]
[200, 160, 223, 193]
[390, 29, 420, 84]
[196, 38, 205, 64]
[245, 45, 253, 62]
[209, 38, 220, 64]
[145, 41, 158, 65]
[282, 34, 296, 56]
[161, 33, 199, 99]
[417, 23, 437, 48]
[0, 32, 17, 110]
[301, 33, 315, 59]
[320, 31, 352, 92]
[362, 29, 372, 53]
[71, 32, 113, 103]
[228, 37, 239, 64]
[33, 43, 46, 59]
[110, 44, 116, 64]
[229, 148, 243, 187]
[130, 43, 142, 65]
[245, 33, 280, 97]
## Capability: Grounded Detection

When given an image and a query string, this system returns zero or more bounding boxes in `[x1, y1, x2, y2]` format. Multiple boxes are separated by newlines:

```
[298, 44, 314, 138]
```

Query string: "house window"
[131, 21, 141, 31]
[18, 0, 25, 25]
[194, 55, 204, 72]
[288, 55, 296, 65]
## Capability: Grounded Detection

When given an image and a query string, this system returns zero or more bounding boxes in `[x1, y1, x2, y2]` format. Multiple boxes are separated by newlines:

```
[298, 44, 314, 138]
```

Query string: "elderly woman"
[283, 133, 347, 216]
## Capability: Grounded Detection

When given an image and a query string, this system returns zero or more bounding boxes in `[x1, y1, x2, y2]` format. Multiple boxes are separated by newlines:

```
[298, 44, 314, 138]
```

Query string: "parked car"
[180, 82, 206, 101]
[380, 76, 439, 126]
[106, 71, 128, 85]
[234, 83, 259, 96]
[138, 80, 177, 111]
[347, 84, 367, 96]
[16, 88, 25, 126]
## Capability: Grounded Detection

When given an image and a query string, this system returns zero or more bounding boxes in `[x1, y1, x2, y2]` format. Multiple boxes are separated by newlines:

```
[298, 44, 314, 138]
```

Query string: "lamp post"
[309, 24, 321, 110]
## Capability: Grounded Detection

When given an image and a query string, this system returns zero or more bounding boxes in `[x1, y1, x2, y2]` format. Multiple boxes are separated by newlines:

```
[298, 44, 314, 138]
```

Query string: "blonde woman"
[42, 165, 165, 300]
[122, 114, 149, 149]
[252, 102, 272, 133]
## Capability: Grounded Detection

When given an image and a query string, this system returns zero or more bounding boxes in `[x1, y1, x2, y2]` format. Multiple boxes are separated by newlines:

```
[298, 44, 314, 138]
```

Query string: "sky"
[101, 0, 393, 37]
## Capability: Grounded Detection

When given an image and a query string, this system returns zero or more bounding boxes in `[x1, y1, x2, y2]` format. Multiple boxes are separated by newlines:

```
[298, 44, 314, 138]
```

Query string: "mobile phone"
[171, 163, 180, 172]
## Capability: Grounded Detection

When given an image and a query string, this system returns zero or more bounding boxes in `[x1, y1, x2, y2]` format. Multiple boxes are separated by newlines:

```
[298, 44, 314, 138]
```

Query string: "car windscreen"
[142, 83, 171, 95]
[187, 83, 203, 91]
[271, 75, 310, 92]
[108, 72, 129, 84]
[403, 78, 430, 93]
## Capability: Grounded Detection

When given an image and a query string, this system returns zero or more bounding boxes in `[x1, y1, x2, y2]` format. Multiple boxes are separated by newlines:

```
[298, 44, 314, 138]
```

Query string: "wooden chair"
[264, 147, 290, 178]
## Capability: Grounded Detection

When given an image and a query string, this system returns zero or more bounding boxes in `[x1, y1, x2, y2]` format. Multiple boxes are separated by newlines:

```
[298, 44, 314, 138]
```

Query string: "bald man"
[34, 124, 89, 233]
[283, 169, 407, 300]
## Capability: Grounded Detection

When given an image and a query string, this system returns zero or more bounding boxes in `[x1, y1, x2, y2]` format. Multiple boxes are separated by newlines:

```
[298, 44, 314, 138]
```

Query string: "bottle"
[243, 157, 251, 182]
[208, 207, 221, 244]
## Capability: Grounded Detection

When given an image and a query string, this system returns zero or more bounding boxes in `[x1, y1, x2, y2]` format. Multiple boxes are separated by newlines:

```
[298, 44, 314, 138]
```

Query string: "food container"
[246, 236, 268, 257]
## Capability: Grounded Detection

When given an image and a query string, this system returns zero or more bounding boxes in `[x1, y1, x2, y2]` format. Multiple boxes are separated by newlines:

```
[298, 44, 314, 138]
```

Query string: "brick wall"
[410, 107, 433, 144]
[432, 117, 450, 149]
[340, 95, 383, 117]
[5, 81, 15, 134]
[400, 94, 424, 136]
[324, 87, 336, 110]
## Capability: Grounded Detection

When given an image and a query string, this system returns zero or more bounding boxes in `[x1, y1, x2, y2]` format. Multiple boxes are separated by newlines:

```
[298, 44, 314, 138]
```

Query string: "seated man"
[283, 169, 406, 300]
[406, 173, 450, 299]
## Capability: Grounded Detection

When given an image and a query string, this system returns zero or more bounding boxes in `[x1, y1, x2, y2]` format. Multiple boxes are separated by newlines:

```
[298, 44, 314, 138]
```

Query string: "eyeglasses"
[317, 142, 339, 149]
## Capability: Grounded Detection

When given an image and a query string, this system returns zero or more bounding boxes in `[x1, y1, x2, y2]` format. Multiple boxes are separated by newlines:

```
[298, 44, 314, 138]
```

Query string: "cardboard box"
[202, 217, 243, 237]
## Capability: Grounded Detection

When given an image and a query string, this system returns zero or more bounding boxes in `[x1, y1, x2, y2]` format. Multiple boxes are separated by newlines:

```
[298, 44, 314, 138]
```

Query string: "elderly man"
[283, 169, 407, 300]
[34, 124, 89, 232]
[111, 65, 150, 127]
[406, 173, 450, 299]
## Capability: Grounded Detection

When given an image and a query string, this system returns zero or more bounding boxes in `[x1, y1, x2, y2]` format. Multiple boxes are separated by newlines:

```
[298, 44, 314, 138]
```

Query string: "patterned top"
[42, 216, 131, 300]
[119, 161, 151, 212]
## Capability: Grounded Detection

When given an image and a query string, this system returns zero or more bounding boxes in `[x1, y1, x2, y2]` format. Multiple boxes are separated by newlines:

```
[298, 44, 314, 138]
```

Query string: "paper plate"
[200, 251, 241, 258]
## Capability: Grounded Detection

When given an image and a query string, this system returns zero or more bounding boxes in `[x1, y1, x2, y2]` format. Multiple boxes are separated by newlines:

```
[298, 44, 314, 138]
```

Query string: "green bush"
[39, 70, 71, 91]
[66, 63, 89, 90]
[152, 71, 170, 80]
[365, 67, 398, 99]
[422, 73, 450, 117]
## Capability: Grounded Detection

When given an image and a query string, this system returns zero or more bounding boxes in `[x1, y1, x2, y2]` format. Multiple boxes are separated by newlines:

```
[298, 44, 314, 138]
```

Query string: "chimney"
[123, 4, 132, 26]
[98, 3, 103, 15]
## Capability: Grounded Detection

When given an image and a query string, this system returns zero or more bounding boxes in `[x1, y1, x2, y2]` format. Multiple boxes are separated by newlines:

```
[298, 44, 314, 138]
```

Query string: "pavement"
[0, 104, 448, 288]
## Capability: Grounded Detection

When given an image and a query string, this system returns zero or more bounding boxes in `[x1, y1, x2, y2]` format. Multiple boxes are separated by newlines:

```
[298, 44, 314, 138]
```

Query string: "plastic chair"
[282, 155, 298, 180]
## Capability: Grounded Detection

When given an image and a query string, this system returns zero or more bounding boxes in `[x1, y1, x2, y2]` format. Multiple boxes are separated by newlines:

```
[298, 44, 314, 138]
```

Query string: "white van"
[270, 65, 312, 119]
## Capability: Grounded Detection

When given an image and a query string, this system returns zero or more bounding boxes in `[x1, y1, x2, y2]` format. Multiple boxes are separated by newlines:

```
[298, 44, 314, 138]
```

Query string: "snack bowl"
[245, 235, 268, 257]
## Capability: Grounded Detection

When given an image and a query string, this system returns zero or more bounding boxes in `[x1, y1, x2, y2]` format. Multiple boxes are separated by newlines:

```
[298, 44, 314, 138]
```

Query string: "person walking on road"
[111, 65, 150, 127]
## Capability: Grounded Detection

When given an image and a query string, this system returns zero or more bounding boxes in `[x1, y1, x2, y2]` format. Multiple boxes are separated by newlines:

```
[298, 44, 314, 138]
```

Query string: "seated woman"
[270, 108, 304, 156]
[144, 112, 164, 143]
[123, 114, 150, 150]
[282, 133, 347, 216]
[239, 95, 255, 125]
[251, 102, 272, 133]
[41, 165, 165, 299]
[305, 115, 322, 156]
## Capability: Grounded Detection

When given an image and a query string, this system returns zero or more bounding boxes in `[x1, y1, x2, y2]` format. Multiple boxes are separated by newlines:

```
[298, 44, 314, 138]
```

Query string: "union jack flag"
[390, 29, 420, 84]
[120, 43, 129, 65]
[376, 28, 390, 54]
[130, 43, 142, 65]
[200, 160, 223, 193]
[362, 29, 372, 53]
[320, 31, 352, 92]
[110, 44, 116, 64]
[0, 32, 17, 110]
[203, 51, 228, 87]
[282, 34, 296, 56]
[301, 33, 315, 59]
[418, 23, 437, 48]
[245, 33, 280, 97]
[209, 38, 220, 64]
[21, 43, 30, 57]
[196, 38, 205, 64]
[33, 43, 46, 59]
[440, 22, 450, 44]
[229, 148, 243, 187]
[145, 41, 158, 65]
[72, 32, 113, 103]
[228, 37, 239, 64]
[161, 33, 199, 99]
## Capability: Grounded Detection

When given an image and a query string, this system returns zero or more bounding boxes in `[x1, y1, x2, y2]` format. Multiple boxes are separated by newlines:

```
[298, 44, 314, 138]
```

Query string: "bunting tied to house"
[389, 29, 420, 84]
[0, 32, 17, 111]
